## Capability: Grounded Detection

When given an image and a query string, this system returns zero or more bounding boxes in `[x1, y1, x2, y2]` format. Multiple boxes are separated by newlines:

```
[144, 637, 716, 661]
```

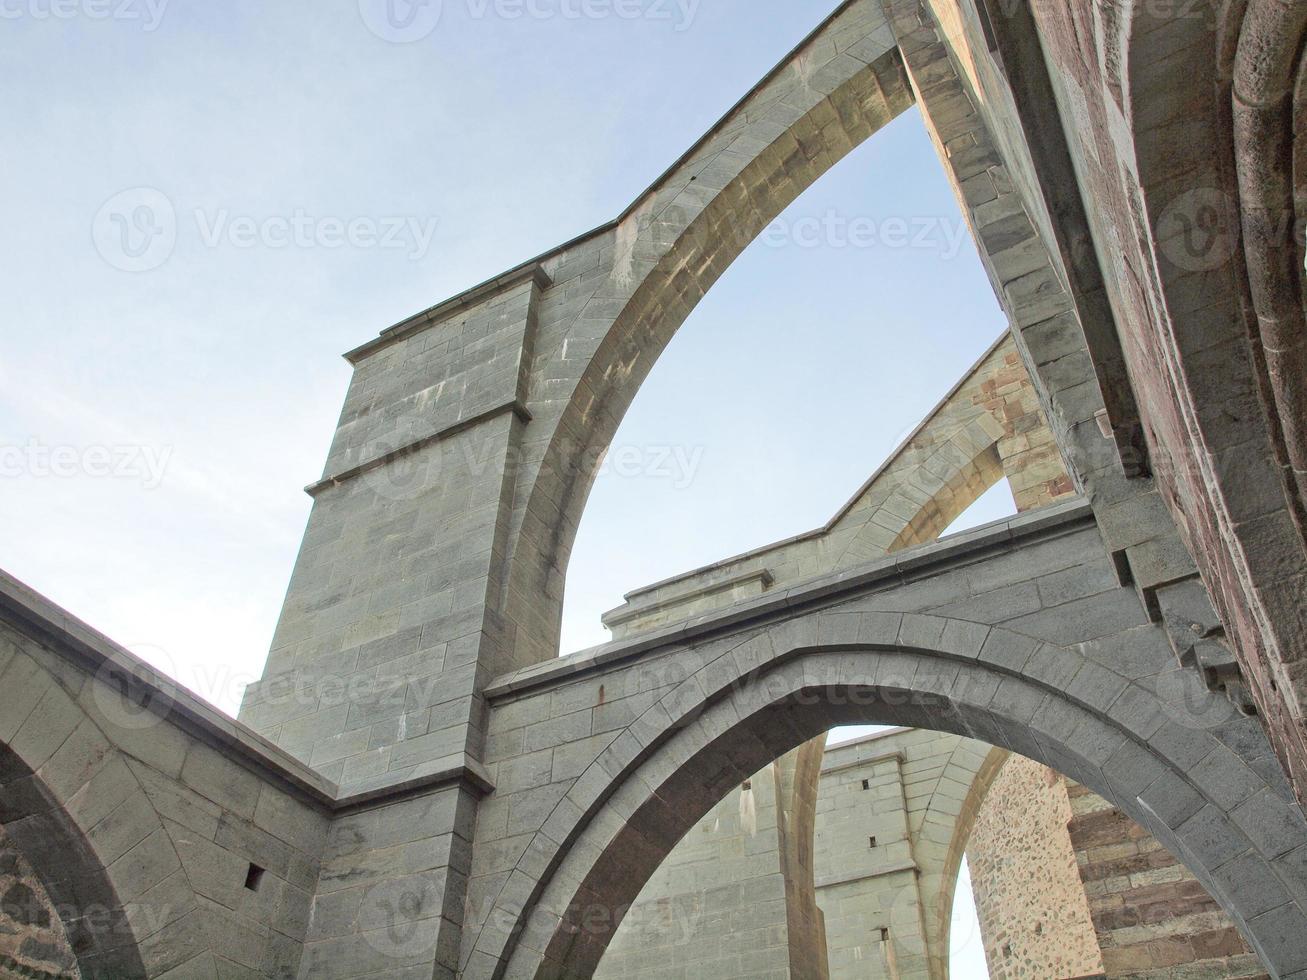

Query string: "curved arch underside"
[0, 605, 332, 980]
[0, 704, 148, 979]
[507, 645, 1304, 980]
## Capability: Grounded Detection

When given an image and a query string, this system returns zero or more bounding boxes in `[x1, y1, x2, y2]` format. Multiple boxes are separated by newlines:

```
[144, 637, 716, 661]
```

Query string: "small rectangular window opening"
[244, 864, 265, 892]
[869, 836, 878, 848]
[861, 779, 870, 790]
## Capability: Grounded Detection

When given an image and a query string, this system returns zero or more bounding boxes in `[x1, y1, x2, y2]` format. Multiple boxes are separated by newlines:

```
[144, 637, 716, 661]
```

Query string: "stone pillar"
[237, 269, 546, 979]
[813, 742, 932, 979]
[238, 268, 549, 791]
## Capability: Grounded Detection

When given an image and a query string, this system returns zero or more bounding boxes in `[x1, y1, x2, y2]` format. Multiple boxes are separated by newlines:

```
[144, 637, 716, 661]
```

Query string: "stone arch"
[3, 580, 332, 978]
[918, 740, 1006, 977]
[0, 742, 145, 979]
[578, 334, 1072, 978]
[484, 619, 1307, 979]
[889, 443, 1006, 552]
[502, 0, 916, 662]
[0, 641, 157, 978]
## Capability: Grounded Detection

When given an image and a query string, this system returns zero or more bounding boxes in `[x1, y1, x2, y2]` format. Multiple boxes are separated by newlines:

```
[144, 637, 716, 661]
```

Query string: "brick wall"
[1066, 785, 1267, 979]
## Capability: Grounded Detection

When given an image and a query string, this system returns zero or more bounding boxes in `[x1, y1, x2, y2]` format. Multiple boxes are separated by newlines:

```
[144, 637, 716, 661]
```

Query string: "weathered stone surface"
[967, 755, 1105, 979]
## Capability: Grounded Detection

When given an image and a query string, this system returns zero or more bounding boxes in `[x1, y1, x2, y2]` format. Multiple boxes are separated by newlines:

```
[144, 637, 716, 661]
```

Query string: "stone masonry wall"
[595, 759, 800, 980]
[597, 337, 1080, 980]
[0, 825, 78, 980]
[813, 729, 1002, 980]
[967, 755, 1105, 979]
[599, 726, 1005, 980]
[815, 735, 931, 979]
[1066, 784, 1267, 979]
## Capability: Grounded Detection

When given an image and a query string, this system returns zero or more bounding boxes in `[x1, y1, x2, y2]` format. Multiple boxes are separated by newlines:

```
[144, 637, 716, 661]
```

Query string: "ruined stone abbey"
[3, 0, 1307, 976]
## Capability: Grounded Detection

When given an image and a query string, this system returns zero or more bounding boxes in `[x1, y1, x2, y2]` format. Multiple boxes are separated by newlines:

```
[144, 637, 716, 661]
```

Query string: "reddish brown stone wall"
[0, 826, 79, 979]
[1066, 785, 1266, 980]
[1016, 0, 1307, 803]
[967, 756, 1105, 980]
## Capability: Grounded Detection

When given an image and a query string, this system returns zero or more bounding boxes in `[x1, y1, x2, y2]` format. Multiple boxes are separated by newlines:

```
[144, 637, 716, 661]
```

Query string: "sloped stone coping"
[486, 495, 1096, 700]
[0, 571, 495, 815]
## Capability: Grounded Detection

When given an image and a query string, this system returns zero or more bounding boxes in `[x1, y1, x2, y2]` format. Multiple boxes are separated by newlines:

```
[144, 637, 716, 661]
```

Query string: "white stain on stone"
[739, 782, 757, 838]
[794, 50, 816, 92]
[611, 199, 652, 291]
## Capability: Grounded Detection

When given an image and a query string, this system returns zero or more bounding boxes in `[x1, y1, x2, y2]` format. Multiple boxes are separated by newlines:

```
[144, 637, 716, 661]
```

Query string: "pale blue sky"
[1, 2, 1018, 973]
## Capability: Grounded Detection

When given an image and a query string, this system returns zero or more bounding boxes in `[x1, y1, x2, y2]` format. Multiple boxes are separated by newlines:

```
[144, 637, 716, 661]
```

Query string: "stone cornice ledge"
[815, 862, 920, 893]
[305, 400, 533, 498]
[816, 858, 920, 890]
[334, 756, 496, 814]
[0, 570, 495, 815]
[821, 749, 906, 776]
[485, 496, 1095, 700]
[344, 264, 552, 365]
[601, 567, 776, 630]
